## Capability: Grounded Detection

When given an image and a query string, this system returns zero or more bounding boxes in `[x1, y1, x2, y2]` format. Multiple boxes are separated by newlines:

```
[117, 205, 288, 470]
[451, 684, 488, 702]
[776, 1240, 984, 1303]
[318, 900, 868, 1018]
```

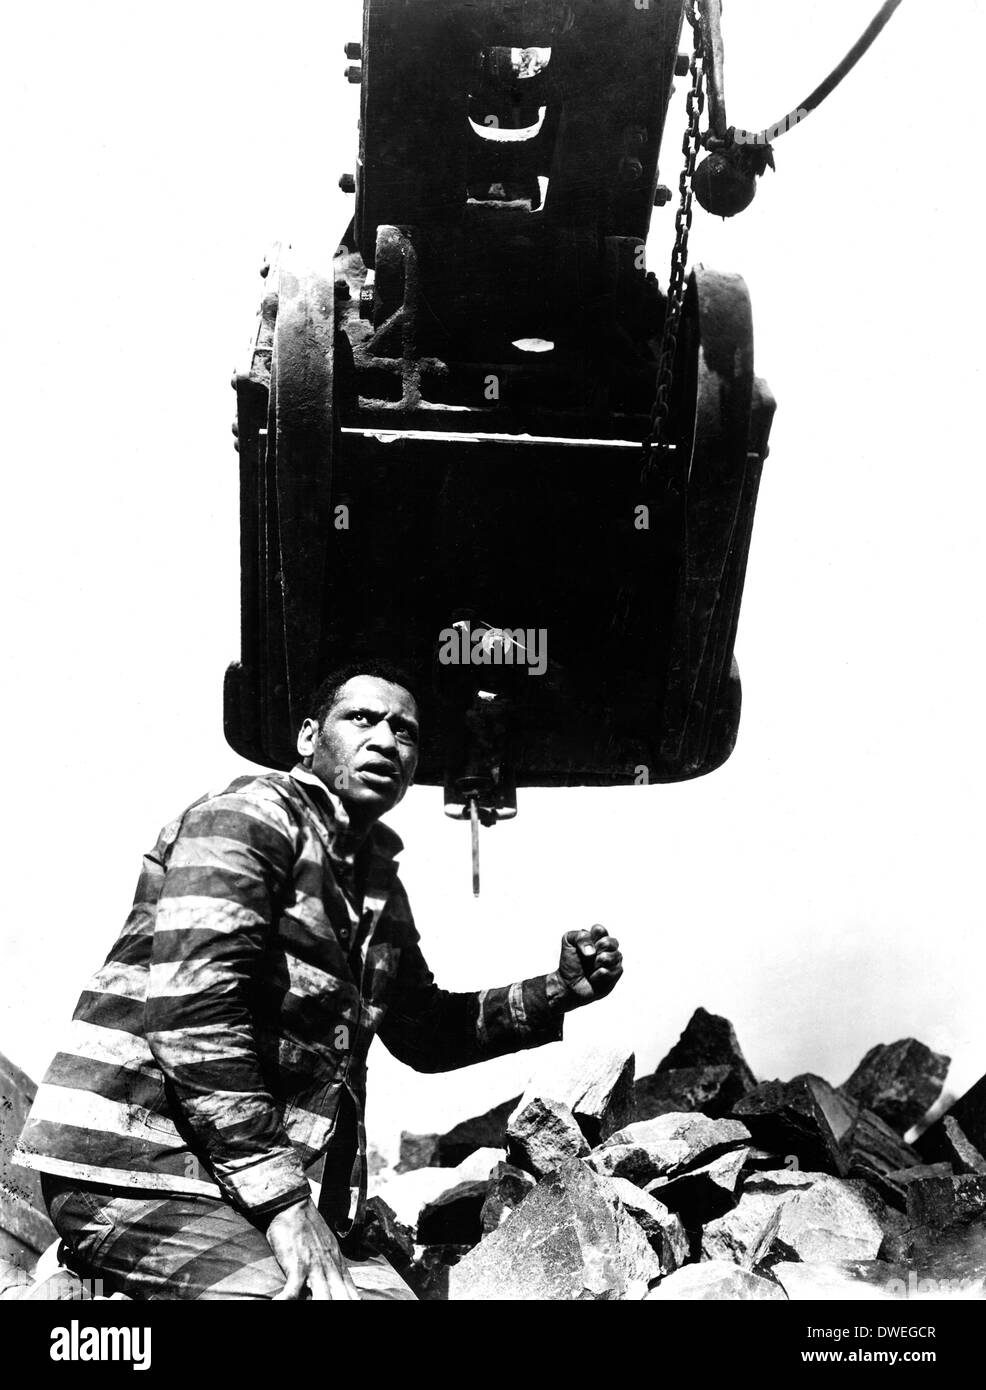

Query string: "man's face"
[297, 676, 419, 822]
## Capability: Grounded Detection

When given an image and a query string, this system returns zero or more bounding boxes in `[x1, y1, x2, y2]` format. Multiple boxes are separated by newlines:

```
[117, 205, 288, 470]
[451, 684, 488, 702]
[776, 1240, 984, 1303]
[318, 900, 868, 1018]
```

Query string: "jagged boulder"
[795, 1074, 922, 1176]
[595, 1175, 689, 1273]
[935, 1073, 986, 1155]
[732, 1078, 847, 1176]
[918, 1092, 986, 1171]
[447, 1159, 661, 1301]
[362, 1196, 415, 1272]
[924, 1117, 986, 1176]
[655, 1008, 758, 1090]
[856, 1162, 953, 1215]
[905, 1174, 986, 1241]
[702, 1170, 884, 1267]
[635, 1066, 748, 1122]
[506, 1095, 589, 1177]
[841, 1040, 949, 1135]
[516, 1044, 635, 1147]
[635, 1010, 756, 1124]
[588, 1113, 750, 1187]
[700, 1199, 785, 1270]
[645, 1148, 750, 1228]
[372, 1148, 503, 1235]
[432, 1097, 523, 1167]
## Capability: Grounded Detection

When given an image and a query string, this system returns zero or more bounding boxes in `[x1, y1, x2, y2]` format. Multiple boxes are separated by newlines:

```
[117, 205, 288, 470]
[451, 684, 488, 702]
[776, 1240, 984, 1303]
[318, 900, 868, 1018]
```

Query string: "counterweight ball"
[692, 153, 758, 218]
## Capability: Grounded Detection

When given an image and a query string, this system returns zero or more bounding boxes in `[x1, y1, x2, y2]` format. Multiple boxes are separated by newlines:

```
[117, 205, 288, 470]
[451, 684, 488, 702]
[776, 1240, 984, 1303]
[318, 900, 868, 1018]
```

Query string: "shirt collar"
[288, 764, 404, 865]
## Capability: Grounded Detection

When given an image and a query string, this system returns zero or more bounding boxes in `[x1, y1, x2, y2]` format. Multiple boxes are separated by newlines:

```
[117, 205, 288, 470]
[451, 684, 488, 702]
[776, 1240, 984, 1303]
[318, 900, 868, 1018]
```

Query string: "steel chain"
[641, 11, 706, 485]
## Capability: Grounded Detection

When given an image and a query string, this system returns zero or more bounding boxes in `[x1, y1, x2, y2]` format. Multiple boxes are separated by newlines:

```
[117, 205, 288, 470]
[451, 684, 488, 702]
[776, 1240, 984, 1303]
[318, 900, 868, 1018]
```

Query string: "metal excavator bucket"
[225, 0, 776, 857]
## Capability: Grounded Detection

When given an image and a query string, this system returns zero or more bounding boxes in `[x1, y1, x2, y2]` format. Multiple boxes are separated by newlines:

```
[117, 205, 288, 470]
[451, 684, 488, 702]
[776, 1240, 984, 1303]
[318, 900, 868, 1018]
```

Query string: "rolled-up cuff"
[521, 974, 568, 1043]
[219, 1150, 310, 1216]
[503, 978, 564, 1045]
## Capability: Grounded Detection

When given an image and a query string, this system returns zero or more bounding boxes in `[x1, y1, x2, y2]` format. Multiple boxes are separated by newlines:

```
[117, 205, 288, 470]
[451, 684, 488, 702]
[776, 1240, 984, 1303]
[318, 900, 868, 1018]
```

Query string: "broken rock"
[702, 1171, 884, 1268]
[655, 1008, 758, 1093]
[701, 1196, 785, 1270]
[517, 1044, 635, 1146]
[506, 1095, 589, 1177]
[732, 1078, 847, 1177]
[589, 1113, 750, 1187]
[841, 1039, 949, 1135]
[417, 1180, 490, 1246]
[769, 1178, 884, 1264]
[793, 1075, 858, 1145]
[395, 1133, 440, 1174]
[917, 1071, 986, 1166]
[710, 1171, 883, 1266]
[646, 1261, 785, 1301]
[434, 1097, 522, 1167]
[906, 1174, 986, 1241]
[785, 1076, 922, 1180]
[848, 1111, 923, 1177]
[635, 1065, 751, 1123]
[855, 1163, 954, 1215]
[447, 1158, 661, 1301]
[645, 1148, 749, 1228]
[917, 1113, 986, 1176]
[596, 1174, 689, 1274]
[372, 1147, 503, 1235]
[361, 1196, 415, 1271]
[480, 1162, 536, 1235]
[842, 1180, 916, 1264]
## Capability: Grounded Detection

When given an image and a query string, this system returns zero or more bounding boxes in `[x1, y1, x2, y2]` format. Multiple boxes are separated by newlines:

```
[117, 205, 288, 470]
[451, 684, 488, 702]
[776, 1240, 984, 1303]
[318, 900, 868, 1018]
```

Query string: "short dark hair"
[308, 659, 418, 726]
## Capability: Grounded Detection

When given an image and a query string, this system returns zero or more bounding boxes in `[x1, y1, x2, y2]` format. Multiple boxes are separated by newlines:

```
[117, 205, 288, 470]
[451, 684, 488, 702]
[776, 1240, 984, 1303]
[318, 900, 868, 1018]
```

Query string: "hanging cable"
[731, 0, 907, 148]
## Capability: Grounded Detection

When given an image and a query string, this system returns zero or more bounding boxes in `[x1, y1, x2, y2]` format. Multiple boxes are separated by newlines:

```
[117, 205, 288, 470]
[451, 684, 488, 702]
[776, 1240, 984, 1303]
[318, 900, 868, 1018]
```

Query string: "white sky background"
[1, 0, 984, 1156]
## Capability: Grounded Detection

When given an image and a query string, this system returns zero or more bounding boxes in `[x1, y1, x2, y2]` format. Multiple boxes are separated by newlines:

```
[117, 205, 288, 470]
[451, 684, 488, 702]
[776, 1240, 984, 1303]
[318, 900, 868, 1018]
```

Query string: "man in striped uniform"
[15, 661, 623, 1300]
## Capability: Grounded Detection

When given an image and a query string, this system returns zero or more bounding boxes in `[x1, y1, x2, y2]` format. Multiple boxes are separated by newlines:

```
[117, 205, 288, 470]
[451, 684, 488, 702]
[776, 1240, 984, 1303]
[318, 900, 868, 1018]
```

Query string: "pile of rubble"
[366, 1009, 986, 1300]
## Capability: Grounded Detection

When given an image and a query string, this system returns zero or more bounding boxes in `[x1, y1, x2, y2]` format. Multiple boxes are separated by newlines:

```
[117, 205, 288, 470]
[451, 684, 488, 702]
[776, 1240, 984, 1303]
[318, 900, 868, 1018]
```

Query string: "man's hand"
[552, 924, 623, 1008]
[265, 1198, 360, 1301]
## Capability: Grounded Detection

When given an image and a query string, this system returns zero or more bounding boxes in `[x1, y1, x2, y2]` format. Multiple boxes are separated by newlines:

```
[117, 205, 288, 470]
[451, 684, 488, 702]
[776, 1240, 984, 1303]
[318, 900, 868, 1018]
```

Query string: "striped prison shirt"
[15, 765, 565, 1225]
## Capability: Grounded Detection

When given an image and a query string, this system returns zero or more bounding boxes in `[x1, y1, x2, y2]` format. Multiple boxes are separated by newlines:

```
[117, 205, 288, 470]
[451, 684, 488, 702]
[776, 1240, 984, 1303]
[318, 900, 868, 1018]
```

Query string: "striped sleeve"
[144, 788, 310, 1216]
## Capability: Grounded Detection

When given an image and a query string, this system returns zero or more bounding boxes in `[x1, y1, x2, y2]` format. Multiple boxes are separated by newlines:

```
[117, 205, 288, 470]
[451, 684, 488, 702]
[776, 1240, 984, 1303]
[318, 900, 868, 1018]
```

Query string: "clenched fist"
[552, 925, 623, 1008]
